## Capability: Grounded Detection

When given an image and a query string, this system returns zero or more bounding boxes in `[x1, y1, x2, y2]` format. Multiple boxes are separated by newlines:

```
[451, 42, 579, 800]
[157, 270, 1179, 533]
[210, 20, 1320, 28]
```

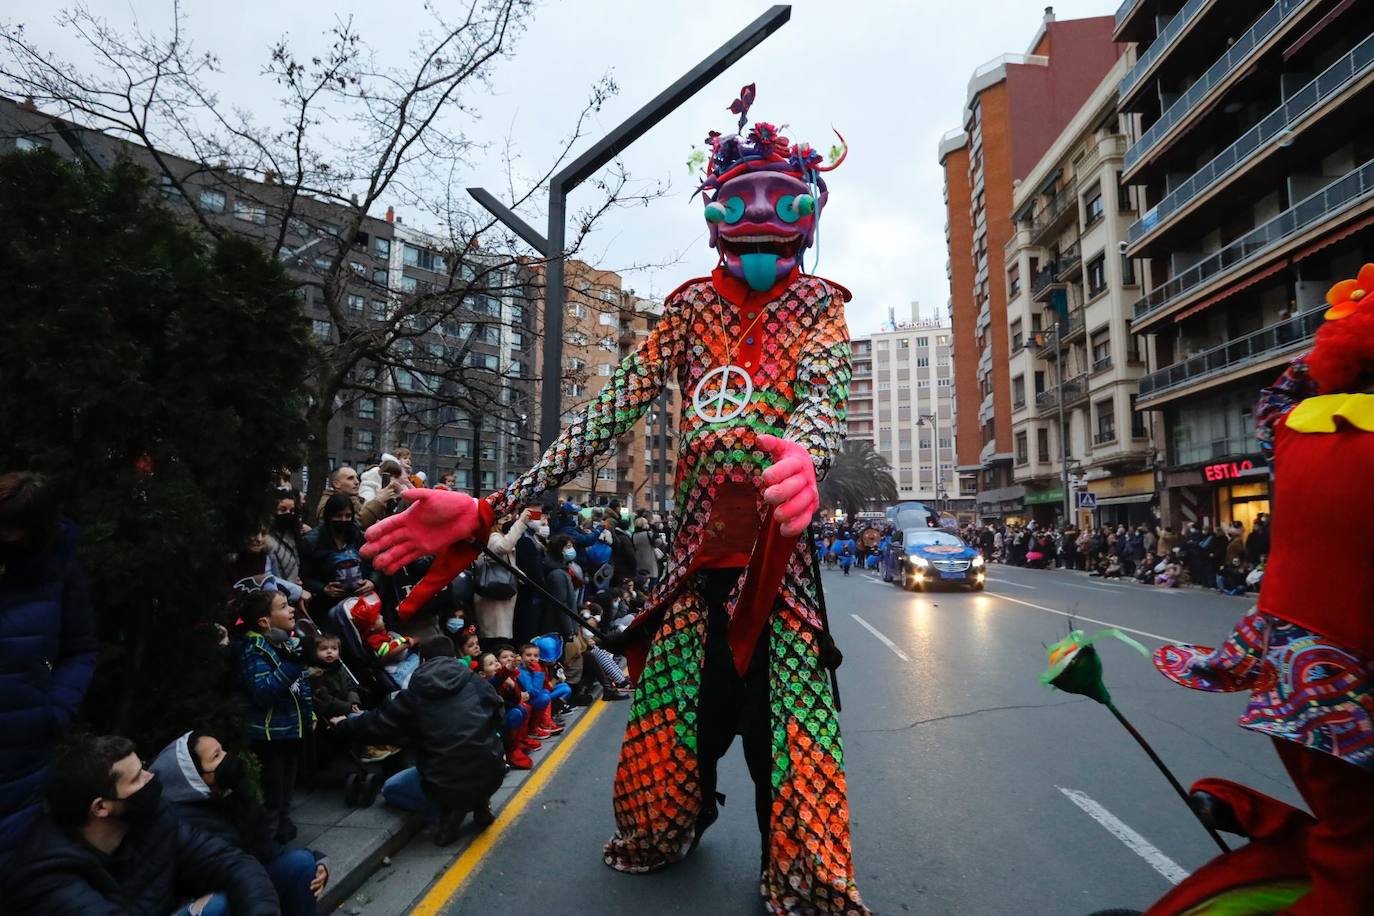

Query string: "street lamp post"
[1055, 321, 1072, 527]
[918, 414, 945, 515]
[466, 6, 792, 450]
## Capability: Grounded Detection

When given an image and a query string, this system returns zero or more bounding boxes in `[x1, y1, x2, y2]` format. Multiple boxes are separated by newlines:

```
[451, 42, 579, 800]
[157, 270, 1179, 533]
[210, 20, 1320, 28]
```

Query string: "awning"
[1290, 210, 1374, 264]
[1173, 259, 1289, 324]
[1095, 493, 1156, 507]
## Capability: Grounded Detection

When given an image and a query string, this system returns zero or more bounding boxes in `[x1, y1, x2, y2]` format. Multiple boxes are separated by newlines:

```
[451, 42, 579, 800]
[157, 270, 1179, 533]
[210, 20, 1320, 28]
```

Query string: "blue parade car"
[886, 528, 986, 592]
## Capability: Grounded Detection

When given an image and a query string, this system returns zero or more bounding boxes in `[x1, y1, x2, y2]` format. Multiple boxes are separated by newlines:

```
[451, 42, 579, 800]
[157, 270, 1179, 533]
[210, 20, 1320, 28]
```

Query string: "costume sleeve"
[1255, 356, 1318, 462]
[782, 284, 851, 480]
[485, 296, 691, 515]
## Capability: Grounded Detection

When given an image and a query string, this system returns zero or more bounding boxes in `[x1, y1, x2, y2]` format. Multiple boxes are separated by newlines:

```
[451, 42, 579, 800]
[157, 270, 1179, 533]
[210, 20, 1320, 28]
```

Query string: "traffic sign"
[1076, 492, 1098, 509]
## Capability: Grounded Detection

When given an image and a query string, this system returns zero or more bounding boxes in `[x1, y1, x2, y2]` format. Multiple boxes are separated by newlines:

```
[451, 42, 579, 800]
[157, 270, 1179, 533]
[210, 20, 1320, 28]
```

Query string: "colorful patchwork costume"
[1148, 265, 1374, 915]
[362, 87, 868, 914]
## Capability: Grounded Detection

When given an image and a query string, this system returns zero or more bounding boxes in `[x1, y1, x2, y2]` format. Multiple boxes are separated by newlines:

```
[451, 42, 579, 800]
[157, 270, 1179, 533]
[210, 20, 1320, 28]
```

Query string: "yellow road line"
[409, 697, 615, 915]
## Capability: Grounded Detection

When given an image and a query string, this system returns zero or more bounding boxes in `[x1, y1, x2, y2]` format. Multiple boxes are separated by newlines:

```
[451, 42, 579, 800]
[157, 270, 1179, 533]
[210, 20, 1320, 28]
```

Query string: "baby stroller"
[326, 596, 404, 808]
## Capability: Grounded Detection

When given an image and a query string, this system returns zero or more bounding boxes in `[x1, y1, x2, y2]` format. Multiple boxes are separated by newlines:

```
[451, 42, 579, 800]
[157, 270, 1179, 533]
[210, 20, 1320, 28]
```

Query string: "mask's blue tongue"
[740, 253, 779, 291]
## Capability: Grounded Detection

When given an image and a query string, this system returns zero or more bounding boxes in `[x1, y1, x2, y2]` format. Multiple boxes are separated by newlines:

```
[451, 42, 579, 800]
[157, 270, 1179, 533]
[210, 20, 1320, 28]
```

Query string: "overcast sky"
[23, 0, 1116, 336]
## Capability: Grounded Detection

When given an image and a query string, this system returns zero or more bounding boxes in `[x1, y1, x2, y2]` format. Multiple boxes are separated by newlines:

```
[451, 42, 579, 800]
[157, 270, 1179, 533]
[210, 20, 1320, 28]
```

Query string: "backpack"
[473, 554, 517, 600]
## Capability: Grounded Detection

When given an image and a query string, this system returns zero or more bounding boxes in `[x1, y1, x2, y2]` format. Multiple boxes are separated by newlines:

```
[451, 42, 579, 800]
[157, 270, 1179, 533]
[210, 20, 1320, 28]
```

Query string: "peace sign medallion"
[692, 364, 753, 424]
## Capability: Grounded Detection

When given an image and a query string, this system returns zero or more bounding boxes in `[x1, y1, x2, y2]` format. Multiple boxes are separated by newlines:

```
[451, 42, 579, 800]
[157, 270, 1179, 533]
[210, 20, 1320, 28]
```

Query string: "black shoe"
[473, 804, 496, 828]
[602, 687, 632, 701]
[433, 809, 468, 846]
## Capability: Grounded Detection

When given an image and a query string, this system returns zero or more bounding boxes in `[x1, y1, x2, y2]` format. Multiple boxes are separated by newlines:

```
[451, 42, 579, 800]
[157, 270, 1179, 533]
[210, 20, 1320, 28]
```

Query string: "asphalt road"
[392, 564, 1301, 915]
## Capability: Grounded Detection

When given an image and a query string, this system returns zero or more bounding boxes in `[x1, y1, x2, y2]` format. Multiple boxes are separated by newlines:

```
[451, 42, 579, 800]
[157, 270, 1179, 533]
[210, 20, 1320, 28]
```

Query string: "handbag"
[473, 553, 517, 600]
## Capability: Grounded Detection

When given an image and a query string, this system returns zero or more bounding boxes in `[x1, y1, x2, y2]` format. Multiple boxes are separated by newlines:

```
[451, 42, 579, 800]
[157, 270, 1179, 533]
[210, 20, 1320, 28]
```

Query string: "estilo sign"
[1201, 459, 1255, 483]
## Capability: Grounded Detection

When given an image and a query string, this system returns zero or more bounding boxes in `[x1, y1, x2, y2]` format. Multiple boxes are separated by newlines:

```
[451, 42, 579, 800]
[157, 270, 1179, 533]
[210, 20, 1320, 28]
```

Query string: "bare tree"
[1, 0, 667, 509]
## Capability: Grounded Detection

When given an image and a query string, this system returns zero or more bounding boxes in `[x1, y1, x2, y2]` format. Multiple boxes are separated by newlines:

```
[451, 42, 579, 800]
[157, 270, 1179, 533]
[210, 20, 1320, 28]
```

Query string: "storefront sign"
[1202, 460, 1255, 483]
[1024, 488, 1065, 506]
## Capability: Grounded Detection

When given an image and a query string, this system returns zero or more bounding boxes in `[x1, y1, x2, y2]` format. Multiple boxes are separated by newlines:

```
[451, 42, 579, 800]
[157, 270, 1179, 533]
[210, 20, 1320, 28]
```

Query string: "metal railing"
[1031, 262, 1061, 298]
[1129, 32, 1374, 246]
[1134, 156, 1374, 323]
[1093, 355, 1114, 373]
[1036, 389, 1059, 411]
[1063, 374, 1088, 405]
[1056, 245, 1082, 279]
[1125, 0, 1310, 173]
[1115, 0, 1146, 31]
[1094, 430, 1118, 446]
[1137, 307, 1324, 398]
[1120, 0, 1210, 100]
[1032, 182, 1078, 242]
[1172, 436, 1256, 466]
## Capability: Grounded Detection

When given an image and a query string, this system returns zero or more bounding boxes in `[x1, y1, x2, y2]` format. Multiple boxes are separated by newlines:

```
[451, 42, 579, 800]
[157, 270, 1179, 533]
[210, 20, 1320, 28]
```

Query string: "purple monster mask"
[693, 85, 847, 292]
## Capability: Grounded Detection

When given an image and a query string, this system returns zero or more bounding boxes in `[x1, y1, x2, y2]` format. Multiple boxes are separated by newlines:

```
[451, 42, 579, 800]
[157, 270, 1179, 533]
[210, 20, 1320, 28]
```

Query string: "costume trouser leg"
[603, 572, 868, 915]
[1273, 738, 1374, 915]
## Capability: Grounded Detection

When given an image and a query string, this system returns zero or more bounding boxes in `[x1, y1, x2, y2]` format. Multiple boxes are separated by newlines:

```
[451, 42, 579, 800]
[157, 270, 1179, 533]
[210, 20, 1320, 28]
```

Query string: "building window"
[1037, 427, 1050, 463]
[598, 363, 613, 377]
[564, 383, 587, 398]
[510, 304, 525, 323]
[1011, 319, 1024, 352]
[347, 294, 365, 314]
[1130, 394, 1148, 439]
[937, 335, 948, 345]
[312, 319, 332, 341]
[356, 398, 376, 420]
[1087, 254, 1107, 297]
[399, 275, 418, 294]
[232, 200, 268, 225]
[403, 244, 440, 271]
[15, 135, 48, 151]
[1121, 255, 1137, 287]
[916, 357, 929, 368]
[1091, 329, 1111, 370]
[354, 428, 375, 451]
[897, 339, 910, 349]
[372, 267, 388, 286]
[568, 331, 588, 347]
[569, 303, 588, 319]
[369, 299, 387, 319]
[917, 337, 930, 347]
[374, 237, 391, 258]
[1084, 190, 1104, 227]
[1095, 399, 1116, 442]
[158, 174, 179, 199]
[199, 188, 226, 213]
[1012, 375, 1025, 408]
[1015, 432, 1029, 466]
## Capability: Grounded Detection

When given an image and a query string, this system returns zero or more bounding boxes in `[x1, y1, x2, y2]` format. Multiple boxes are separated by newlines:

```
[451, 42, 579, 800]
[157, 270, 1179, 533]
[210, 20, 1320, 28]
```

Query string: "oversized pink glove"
[758, 434, 819, 538]
[361, 488, 493, 574]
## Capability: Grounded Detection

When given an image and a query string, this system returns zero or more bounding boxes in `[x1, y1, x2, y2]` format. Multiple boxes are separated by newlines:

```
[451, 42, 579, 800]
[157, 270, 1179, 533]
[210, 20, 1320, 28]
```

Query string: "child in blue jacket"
[518, 641, 571, 740]
[236, 588, 314, 844]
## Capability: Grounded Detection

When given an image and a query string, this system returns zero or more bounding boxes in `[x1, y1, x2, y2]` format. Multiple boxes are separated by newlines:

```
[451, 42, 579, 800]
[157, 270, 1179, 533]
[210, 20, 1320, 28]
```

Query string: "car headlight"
[972, 555, 985, 568]
[908, 556, 929, 568]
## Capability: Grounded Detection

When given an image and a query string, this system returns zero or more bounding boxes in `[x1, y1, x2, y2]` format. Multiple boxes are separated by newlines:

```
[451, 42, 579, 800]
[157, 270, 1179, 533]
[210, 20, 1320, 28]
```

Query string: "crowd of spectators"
[961, 516, 1269, 595]
[0, 451, 673, 915]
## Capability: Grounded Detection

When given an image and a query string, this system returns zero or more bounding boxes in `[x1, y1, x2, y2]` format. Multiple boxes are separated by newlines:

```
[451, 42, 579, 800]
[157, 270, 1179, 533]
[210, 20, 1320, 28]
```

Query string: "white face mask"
[535, 525, 550, 538]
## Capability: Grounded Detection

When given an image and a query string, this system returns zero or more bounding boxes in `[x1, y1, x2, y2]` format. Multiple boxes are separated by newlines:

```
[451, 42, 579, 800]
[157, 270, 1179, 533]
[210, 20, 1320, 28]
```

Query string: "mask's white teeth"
[722, 233, 802, 244]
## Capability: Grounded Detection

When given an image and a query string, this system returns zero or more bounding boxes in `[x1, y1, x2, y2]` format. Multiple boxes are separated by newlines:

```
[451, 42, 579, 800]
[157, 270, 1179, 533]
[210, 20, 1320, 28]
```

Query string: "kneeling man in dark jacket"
[330, 635, 504, 845]
[4, 733, 278, 916]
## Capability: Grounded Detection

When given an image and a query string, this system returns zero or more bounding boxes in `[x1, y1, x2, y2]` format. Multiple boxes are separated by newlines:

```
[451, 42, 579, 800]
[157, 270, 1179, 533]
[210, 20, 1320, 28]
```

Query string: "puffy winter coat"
[0, 519, 98, 867]
[333, 656, 504, 810]
[3, 802, 278, 915]
[237, 632, 313, 742]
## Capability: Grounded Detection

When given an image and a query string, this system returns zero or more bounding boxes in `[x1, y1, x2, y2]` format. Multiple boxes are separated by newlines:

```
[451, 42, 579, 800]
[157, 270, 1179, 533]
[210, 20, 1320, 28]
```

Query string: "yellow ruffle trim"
[1285, 393, 1374, 433]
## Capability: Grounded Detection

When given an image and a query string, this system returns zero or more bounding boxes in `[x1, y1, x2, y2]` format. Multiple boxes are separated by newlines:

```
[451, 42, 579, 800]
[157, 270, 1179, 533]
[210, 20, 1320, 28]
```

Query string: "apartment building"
[1116, 0, 1374, 531]
[939, 9, 1125, 523]
[1005, 53, 1155, 529]
[0, 95, 533, 491]
[539, 260, 669, 510]
[846, 305, 963, 510]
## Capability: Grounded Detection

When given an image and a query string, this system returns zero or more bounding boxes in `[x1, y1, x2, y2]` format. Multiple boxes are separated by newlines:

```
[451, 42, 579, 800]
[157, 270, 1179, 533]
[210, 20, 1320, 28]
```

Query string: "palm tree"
[819, 440, 899, 518]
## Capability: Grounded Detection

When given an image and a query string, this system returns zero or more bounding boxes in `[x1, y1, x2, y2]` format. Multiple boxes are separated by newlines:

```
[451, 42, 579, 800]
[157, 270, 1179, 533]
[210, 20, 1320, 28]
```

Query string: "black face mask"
[273, 513, 297, 533]
[113, 775, 162, 825]
[329, 520, 354, 540]
[209, 753, 246, 794]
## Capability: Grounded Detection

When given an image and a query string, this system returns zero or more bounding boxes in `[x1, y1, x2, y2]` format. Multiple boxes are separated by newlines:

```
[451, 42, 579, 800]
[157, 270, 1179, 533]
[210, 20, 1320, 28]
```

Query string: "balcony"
[1031, 182, 1078, 245]
[1092, 355, 1114, 374]
[1123, 0, 1312, 175]
[1137, 307, 1324, 403]
[1128, 32, 1374, 249]
[1035, 388, 1058, 412]
[1035, 311, 1085, 360]
[852, 360, 872, 379]
[1093, 430, 1118, 447]
[1063, 373, 1088, 407]
[1031, 262, 1064, 302]
[1119, 0, 1213, 104]
[1133, 156, 1374, 329]
[1172, 436, 1257, 467]
[1056, 245, 1082, 281]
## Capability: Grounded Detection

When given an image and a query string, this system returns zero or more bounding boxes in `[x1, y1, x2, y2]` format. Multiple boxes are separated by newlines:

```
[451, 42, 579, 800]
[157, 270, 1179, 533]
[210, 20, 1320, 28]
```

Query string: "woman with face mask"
[299, 494, 375, 620]
[473, 509, 532, 651]
[539, 535, 580, 639]
[150, 731, 329, 915]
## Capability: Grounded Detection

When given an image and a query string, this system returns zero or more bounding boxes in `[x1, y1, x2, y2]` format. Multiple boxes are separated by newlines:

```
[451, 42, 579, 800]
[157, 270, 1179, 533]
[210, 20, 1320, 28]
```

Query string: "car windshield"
[905, 530, 963, 548]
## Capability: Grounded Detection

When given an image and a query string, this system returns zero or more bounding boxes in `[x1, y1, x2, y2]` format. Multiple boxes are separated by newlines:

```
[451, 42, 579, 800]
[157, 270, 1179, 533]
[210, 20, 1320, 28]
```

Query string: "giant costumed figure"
[361, 85, 869, 915]
[1050, 265, 1374, 915]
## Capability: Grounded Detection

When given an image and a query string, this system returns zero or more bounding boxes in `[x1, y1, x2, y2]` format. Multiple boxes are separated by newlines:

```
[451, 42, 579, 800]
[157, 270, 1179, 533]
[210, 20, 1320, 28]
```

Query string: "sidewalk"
[295, 689, 605, 915]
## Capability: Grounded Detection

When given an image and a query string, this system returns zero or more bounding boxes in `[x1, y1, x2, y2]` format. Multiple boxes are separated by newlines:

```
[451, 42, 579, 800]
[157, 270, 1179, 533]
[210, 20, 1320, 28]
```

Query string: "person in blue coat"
[832, 533, 858, 576]
[0, 472, 98, 870]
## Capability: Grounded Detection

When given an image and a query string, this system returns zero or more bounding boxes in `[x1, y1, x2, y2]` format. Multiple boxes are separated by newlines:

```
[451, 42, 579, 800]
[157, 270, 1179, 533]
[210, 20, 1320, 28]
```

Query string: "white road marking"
[986, 593, 1182, 644]
[984, 577, 1037, 590]
[850, 614, 911, 662]
[1057, 787, 1189, 885]
[1060, 581, 1130, 594]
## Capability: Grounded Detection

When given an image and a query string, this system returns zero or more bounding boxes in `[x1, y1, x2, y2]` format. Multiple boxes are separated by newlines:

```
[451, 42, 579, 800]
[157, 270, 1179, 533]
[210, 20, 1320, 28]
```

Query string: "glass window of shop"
[1220, 481, 1269, 532]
